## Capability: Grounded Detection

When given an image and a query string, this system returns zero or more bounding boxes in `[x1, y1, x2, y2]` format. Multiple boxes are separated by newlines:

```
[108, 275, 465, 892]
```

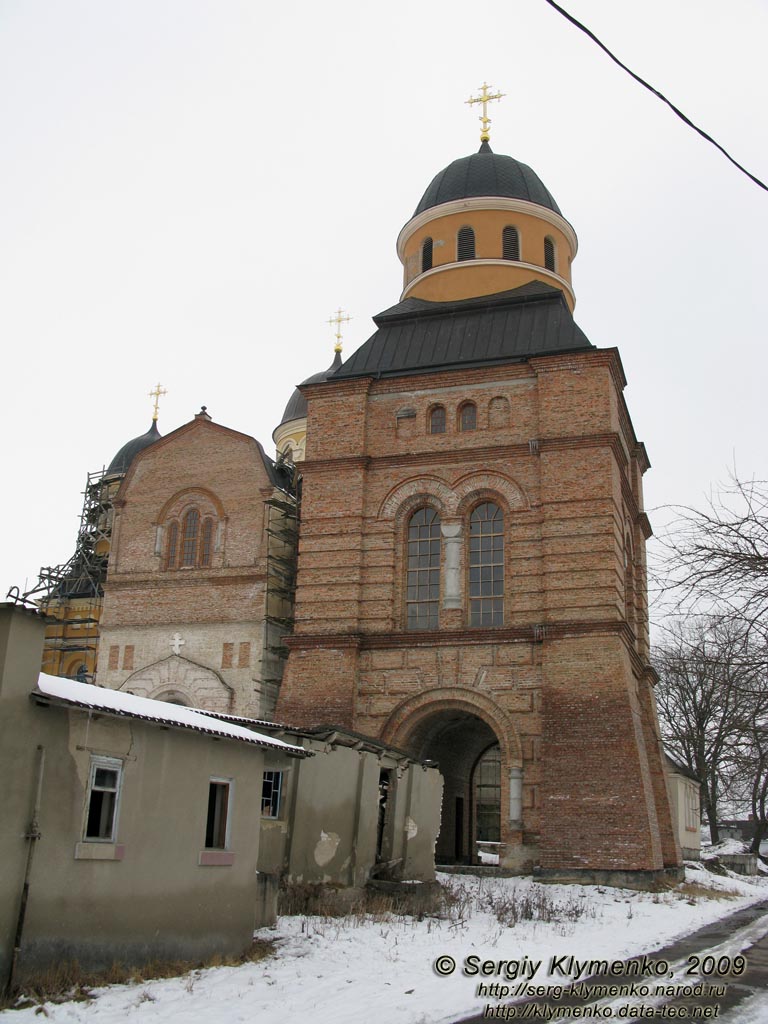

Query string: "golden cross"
[466, 82, 505, 143]
[149, 382, 167, 422]
[327, 308, 351, 353]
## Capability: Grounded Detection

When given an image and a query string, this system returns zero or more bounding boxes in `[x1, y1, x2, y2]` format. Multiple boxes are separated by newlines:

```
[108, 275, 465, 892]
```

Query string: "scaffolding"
[261, 489, 299, 691]
[18, 469, 114, 610]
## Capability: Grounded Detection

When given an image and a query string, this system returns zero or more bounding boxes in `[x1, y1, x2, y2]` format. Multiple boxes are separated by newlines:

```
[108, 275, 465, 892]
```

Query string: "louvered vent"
[457, 226, 475, 261]
[502, 226, 520, 261]
[421, 237, 433, 272]
[544, 237, 556, 272]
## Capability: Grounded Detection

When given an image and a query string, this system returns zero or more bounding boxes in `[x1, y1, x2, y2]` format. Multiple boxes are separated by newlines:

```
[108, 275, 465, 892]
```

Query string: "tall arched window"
[160, 491, 222, 571]
[502, 226, 520, 261]
[406, 508, 441, 630]
[421, 237, 433, 273]
[457, 226, 475, 261]
[544, 236, 556, 272]
[165, 520, 179, 569]
[181, 509, 200, 567]
[201, 517, 214, 567]
[459, 402, 477, 432]
[429, 405, 446, 434]
[469, 502, 504, 626]
[473, 744, 501, 842]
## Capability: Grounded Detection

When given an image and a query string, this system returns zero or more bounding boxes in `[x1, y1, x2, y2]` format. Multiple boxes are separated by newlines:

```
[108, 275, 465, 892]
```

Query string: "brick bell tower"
[276, 102, 680, 884]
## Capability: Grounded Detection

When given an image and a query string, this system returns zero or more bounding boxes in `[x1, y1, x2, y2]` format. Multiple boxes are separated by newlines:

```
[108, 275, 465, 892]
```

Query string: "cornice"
[401, 260, 575, 307]
[397, 196, 578, 259]
[302, 433, 629, 474]
[285, 620, 651, 669]
[105, 571, 268, 590]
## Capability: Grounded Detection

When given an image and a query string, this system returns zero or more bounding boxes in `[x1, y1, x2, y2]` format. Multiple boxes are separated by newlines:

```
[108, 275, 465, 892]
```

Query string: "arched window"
[181, 509, 200, 567]
[459, 402, 477, 432]
[165, 520, 179, 569]
[544, 236, 556, 272]
[201, 517, 214, 567]
[406, 507, 441, 630]
[429, 405, 446, 434]
[457, 226, 475, 261]
[502, 226, 520, 261]
[160, 490, 223, 570]
[473, 744, 501, 843]
[469, 502, 504, 626]
[421, 237, 433, 273]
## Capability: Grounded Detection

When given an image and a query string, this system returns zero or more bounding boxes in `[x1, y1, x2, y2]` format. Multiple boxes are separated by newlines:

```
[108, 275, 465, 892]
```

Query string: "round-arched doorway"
[403, 709, 502, 865]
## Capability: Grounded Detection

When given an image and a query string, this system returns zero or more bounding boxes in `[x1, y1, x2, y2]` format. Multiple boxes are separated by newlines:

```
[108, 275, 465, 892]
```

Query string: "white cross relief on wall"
[170, 633, 185, 656]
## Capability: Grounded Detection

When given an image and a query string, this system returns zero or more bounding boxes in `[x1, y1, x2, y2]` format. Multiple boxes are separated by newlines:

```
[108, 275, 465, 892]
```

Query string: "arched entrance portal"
[405, 710, 501, 865]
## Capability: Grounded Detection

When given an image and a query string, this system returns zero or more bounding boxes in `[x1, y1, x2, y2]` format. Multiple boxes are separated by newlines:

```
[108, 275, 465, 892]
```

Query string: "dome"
[106, 420, 162, 476]
[413, 141, 561, 217]
[277, 350, 342, 428]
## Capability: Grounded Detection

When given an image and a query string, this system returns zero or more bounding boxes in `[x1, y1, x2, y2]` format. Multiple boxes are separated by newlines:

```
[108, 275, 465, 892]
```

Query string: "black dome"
[106, 420, 162, 476]
[277, 351, 342, 427]
[414, 141, 561, 217]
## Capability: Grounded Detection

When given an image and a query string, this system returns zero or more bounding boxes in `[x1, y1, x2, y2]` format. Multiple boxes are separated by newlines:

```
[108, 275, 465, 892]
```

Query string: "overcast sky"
[2, 0, 766, 616]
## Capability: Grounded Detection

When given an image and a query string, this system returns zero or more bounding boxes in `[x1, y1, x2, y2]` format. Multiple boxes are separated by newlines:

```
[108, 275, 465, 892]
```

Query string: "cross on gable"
[170, 633, 185, 656]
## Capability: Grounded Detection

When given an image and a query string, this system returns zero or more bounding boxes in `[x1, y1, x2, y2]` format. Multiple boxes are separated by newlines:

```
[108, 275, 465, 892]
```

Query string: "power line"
[542, 0, 768, 194]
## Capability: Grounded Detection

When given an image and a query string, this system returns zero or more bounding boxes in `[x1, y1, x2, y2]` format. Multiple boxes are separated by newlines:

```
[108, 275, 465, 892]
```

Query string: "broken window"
[261, 771, 282, 818]
[84, 756, 122, 842]
[205, 779, 231, 849]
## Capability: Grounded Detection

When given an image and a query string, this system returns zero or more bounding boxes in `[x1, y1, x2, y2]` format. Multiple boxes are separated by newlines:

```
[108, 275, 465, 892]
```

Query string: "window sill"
[199, 850, 235, 866]
[75, 842, 125, 861]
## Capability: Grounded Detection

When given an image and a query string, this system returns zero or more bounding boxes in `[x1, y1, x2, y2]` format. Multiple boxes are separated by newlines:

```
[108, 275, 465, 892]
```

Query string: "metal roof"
[413, 141, 562, 217]
[277, 351, 343, 428]
[106, 420, 162, 476]
[331, 282, 593, 381]
[34, 674, 308, 756]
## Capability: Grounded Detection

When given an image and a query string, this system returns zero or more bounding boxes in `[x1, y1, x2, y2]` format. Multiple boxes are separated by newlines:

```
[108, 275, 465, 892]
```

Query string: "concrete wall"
[666, 766, 701, 861]
[257, 741, 442, 888]
[0, 604, 269, 986]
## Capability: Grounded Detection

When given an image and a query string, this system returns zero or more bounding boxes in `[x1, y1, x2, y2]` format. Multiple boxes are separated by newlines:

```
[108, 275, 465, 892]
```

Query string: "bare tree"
[654, 616, 765, 844]
[657, 474, 768, 641]
[730, 707, 768, 854]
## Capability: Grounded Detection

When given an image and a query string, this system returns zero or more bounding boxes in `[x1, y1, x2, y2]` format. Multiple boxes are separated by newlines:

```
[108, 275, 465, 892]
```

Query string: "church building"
[25, 92, 680, 885]
[274, 108, 680, 883]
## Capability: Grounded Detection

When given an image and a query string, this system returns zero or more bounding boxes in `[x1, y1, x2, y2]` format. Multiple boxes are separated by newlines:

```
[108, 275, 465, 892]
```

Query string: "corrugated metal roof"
[34, 674, 308, 756]
[332, 282, 593, 381]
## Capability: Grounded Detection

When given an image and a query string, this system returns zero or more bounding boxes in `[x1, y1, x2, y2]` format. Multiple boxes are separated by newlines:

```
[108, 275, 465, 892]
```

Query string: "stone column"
[441, 523, 462, 610]
[509, 767, 523, 827]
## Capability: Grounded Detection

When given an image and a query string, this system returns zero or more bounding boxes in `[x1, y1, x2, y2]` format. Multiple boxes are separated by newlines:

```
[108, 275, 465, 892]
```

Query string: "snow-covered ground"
[4, 866, 767, 1024]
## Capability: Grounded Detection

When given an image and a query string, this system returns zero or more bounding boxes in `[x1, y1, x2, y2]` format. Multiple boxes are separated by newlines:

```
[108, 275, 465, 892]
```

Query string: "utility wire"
[542, 0, 768, 193]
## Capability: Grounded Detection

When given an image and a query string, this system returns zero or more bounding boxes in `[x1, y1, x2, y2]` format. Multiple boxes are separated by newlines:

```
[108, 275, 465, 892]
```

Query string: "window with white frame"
[84, 756, 123, 842]
[205, 779, 232, 849]
[261, 771, 283, 818]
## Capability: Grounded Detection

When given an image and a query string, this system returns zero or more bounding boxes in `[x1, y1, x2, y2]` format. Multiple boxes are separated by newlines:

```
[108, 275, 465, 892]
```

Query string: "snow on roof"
[35, 674, 307, 755]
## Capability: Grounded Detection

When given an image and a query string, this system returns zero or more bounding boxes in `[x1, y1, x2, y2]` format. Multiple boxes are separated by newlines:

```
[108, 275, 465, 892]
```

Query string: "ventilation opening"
[544, 236, 556, 272]
[502, 226, 520, 261]
[457, 226, 475, 261]
[421, 237, 433, 273]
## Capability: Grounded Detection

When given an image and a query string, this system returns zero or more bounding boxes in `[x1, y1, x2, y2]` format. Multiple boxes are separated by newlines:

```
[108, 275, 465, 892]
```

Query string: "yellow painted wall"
[402, 208, 573, 286]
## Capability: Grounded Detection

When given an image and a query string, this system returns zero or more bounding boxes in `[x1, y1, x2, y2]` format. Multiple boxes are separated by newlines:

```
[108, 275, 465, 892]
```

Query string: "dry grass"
[278, 879, 454, 922]
[1, 940, 276, 1013]
[674, 881, 739, 902]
